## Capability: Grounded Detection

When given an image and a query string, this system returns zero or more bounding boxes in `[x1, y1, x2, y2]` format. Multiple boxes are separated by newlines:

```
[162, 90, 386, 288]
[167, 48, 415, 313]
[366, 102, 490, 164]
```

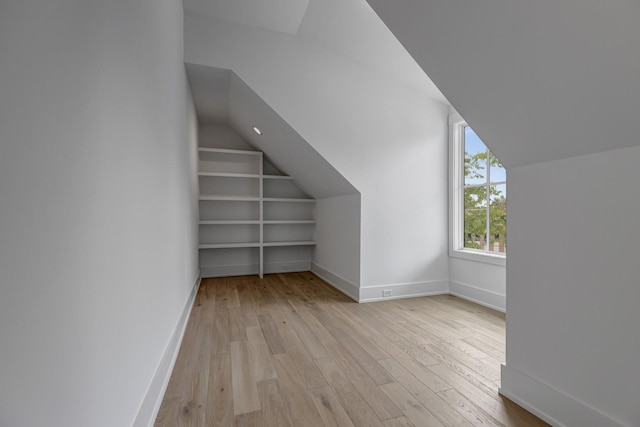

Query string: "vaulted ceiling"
[182, 0, 446, 104]
[182, 0, 310, 34]
[366, 0, 640, 168]
[185, 64, 358, 199]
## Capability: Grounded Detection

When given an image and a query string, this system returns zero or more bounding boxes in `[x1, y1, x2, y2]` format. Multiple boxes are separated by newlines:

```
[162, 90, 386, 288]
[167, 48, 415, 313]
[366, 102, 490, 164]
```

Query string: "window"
[449, 112, 506, 265]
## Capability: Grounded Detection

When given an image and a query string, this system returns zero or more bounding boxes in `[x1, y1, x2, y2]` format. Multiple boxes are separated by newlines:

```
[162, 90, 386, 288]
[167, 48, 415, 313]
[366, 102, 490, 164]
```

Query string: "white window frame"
[449, 112, 506, 266]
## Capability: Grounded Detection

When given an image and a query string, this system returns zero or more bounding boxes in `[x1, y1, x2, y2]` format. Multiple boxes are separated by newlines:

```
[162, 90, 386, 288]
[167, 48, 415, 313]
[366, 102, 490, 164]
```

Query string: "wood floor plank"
[156, 273, 549, 427]
[154, 395, 179, 427]
[176, 372, 207, 427]
[236, 277, 259, 328]
[315, 358, 385, 427]
[308, 385, 356, 427]
[272, 354, 325, 427]
[383, 416, 415, 427]
[257, 313, 286, 355]
[317, 336, 403, 422]
[380, 381, 445, 427]
[281, 306, 331, 359]
[462, 335, 505, 362]
[378, 357, 473, 427]
[334, 336, 395, 385]
[230, 340, 261, 415]
[258, 379, 293, 427]
[278, 325, 328, 389]
[206, 353, 233, 427]
[212, 309, 230, 355]
[245, 326, 277, 382]
[428, 363, 510, 425]
[436, 388, 502, 427]
[214, 277, 229, 310]
[324, 307, 391, 360]
[234, 410, 263, 427]
[228, 307, 247, 342]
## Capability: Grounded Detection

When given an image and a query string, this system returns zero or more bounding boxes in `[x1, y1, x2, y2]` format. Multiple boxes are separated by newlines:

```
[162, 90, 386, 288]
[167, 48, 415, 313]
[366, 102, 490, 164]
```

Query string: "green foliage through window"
[463, 127, 506, 253]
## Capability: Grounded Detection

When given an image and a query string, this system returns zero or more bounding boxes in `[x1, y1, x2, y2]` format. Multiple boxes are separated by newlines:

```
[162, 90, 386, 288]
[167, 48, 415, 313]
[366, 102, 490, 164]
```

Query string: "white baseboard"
[310, 262, 359, 301]
[133, 274, 201, 427]
[359, 280, 449, 303]
[500, 365, 626, 427]
[201, 261, 311, 278]
[201, 264, 259, 277]
[449, 280, 505, 312]
[264, 261, 310, 274]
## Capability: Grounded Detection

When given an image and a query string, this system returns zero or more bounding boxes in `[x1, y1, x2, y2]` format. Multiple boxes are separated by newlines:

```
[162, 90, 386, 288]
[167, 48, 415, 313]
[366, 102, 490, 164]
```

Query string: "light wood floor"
[155, 272, 548, 427]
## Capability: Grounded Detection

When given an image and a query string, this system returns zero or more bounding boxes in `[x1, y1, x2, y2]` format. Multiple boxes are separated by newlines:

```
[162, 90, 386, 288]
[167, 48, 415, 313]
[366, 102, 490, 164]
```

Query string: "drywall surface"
[0, 1, 199, 426]
[185, 13, 450, 290]
[198, 123, 256, 151]
[295, 0, 444, 101]
[313, 194, 361, 292]
[449, 258, 505, 312]
[504, 145, 640, 426]
[227, 72, 358, 199]
[367, 0, 640, 169]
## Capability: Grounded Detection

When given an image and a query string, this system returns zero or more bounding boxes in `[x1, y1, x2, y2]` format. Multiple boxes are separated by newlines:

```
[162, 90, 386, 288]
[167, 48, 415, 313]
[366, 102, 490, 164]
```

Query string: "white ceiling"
[185, 63, 358, 198]
[182, 0, 446, 103]
[367, 0, 640, 168]
[184, 64, 230, 124]
[182, 0, 310, 34]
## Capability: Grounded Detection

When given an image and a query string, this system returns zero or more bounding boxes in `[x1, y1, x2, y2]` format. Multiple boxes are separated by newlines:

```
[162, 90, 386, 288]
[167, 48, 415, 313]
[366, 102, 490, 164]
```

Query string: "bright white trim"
[134, 274, 201, 427]
[500, 365, 627, 427]
[359, 280, 449, 303]
[198, 172, 260, 178]
[201, 261, 311, 278]
[198, 147, 261, 155]
[449, 280, 505, 312]
[449, 111, 507, 265]
[450, 248, 505, 266]
[201, 264, 260, 277]
[310, 262, 359, 302]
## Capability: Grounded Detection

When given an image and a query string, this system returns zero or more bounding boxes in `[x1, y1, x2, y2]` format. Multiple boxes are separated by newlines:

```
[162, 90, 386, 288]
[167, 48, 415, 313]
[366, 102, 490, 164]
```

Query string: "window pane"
[489, 151, 506, 183]
[489, 184, 507, 253]
[464, 186, 487, 250]
[464, 126, 487, 186]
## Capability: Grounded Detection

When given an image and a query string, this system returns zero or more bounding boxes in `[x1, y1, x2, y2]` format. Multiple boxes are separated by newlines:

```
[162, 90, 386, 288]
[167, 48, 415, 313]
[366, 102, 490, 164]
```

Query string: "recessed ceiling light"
[252, 126, 262, 135]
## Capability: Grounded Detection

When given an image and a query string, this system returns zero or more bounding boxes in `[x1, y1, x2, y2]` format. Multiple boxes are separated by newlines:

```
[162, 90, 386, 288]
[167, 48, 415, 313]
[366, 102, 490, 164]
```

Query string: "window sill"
[449, 248, 506, 266]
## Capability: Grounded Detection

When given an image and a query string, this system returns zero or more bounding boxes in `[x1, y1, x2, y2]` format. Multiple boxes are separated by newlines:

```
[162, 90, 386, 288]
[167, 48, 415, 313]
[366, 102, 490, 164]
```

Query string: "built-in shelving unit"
[198, 147, 315, 278]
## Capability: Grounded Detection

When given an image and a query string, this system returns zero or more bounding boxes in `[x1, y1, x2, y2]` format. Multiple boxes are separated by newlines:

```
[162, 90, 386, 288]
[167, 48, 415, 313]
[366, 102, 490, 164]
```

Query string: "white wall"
[199, 123, 255, 150]
[0, 1, 199, 426]
[185, 13, 450, 295]
[502, 145, 640, 427]
[312, 194, 362, 299]
[449, 258, 505, 312]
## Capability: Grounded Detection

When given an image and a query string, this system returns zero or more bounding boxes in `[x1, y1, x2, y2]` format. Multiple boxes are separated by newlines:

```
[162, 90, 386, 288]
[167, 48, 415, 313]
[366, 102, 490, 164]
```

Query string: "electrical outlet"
[383, 289, 392, 297]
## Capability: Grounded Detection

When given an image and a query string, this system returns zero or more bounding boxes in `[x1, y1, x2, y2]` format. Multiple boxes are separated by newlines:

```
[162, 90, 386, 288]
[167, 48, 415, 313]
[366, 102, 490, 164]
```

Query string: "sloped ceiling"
[185, 64, 229, 124]
[367, 0, 640, 168]
[185, 63, 358, 198]
[182, 0, 445, 101]
[182, 0, 310, 34]
[295, 0, 445, 101]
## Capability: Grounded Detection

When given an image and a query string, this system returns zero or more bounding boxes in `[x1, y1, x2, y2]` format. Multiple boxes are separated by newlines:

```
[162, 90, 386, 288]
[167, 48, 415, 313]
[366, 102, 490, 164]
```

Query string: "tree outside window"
[463, 126, 506, 253]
